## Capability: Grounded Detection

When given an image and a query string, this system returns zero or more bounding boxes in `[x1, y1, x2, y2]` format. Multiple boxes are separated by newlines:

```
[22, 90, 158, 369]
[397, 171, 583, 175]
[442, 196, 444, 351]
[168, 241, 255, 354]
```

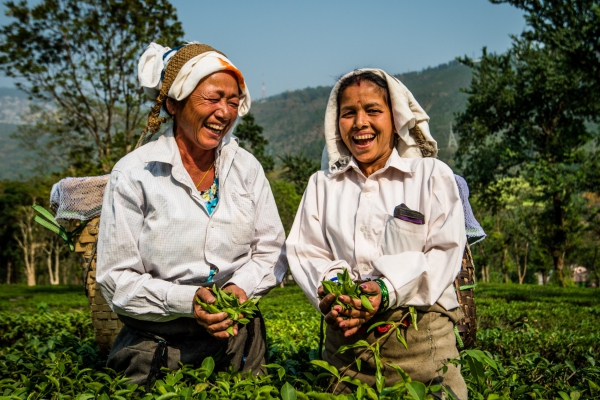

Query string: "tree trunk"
[477, 245, 489, 283]
[6, 261, 11, 284]
[44, 238, 61, 285]
[14, 206, 39, 287]
[591, 247, 599, 288]
[501, 247, 510, 283]
[553, 251, 566, 287]
[516, 241, 529, 284]
[551, 193, 568, 287]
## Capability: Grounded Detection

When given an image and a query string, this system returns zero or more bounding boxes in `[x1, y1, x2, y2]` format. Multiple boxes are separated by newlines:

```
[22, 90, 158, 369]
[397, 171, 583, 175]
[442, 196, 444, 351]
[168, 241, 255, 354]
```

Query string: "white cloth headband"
[323, 68, 437, 173]
[138, 42, 251, 117]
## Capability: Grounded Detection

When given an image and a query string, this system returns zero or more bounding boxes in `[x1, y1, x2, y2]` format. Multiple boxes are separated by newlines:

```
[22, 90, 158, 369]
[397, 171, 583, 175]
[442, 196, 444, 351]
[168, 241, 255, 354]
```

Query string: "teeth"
[205, 123, 224, 131]
[354, 134, 375, 140]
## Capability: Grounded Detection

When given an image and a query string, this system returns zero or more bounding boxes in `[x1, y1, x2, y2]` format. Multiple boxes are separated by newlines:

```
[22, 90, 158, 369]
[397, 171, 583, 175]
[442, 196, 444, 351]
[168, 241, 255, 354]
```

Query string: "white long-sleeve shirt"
[286, 149, 466, 312]
[97, 127, 286, 322]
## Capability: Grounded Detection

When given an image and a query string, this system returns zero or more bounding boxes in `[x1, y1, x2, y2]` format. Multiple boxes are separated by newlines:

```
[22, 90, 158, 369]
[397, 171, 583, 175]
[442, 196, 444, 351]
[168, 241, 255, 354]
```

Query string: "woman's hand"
[193, 287, 238, 339]
[318, 281, 382, 337]
[222, 283, 248, 303]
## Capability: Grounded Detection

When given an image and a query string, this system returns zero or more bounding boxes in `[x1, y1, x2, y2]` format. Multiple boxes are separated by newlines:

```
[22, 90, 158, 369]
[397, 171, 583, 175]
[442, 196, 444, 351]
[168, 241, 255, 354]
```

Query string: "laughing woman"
[97, 42, 285, 387]
[286, 70, 468, 399]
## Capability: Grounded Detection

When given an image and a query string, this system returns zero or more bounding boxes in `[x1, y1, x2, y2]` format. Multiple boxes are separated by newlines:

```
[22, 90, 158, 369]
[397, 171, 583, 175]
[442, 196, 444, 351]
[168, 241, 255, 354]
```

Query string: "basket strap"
[32, 205, 87, 251]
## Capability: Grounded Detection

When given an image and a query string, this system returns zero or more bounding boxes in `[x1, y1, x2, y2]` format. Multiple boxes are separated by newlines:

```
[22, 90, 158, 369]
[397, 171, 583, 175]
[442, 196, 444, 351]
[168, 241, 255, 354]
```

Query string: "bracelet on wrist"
[374, 279, 390, 314]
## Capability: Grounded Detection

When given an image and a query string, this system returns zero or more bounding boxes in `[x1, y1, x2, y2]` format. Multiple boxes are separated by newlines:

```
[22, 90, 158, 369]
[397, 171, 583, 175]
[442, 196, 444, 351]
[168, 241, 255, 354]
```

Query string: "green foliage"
[0, 0, 184, 174]
[196, 285, 260, 336]
[270, 179, 302, 235]
[234, 113, 275, 173]
[320, 269, 375, 312]
[279, 153, 320, 195]
[251, 62, 472, 167]
[0, 284, 599, 398]
[455, 0, 600, 286]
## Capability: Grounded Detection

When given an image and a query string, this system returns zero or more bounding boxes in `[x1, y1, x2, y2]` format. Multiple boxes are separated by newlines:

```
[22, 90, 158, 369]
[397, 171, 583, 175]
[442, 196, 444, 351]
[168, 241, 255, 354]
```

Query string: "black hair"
[335, 70, 392, 121]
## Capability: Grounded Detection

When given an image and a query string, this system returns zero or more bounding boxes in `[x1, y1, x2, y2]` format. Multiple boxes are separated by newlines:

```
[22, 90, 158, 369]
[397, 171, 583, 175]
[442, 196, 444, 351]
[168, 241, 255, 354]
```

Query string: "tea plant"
[0, 283, 598, 399]
[196, 285, 260, 336]
[320, 269, 376, 312]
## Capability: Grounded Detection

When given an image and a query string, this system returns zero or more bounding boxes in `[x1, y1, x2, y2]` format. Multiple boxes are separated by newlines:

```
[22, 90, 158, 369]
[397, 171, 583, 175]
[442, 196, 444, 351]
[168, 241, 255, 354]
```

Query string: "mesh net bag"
[50, 175, 110, 221]
[52, 176, 122, 355]
[454, 174, 486, 245]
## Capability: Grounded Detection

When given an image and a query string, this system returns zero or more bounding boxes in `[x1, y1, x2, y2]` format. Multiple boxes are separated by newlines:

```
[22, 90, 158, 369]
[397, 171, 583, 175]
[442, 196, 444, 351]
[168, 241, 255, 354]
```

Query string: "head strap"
[136, 43, 226, 148]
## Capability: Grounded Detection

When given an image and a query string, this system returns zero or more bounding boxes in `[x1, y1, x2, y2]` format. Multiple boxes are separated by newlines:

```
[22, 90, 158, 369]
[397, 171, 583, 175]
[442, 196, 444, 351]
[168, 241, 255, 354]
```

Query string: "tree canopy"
[0, 0, 184, 174]
[456, 0, 600, 285]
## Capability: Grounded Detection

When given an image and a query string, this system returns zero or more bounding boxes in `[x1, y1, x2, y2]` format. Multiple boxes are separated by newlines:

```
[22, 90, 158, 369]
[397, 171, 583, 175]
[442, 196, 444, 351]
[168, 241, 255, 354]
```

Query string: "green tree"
[270, 180, 301, 235]
[234, 113, 274, 173]
[0, 0, 184, 174]
[455, 1, 600, 286]
[279, 153, 320, 196]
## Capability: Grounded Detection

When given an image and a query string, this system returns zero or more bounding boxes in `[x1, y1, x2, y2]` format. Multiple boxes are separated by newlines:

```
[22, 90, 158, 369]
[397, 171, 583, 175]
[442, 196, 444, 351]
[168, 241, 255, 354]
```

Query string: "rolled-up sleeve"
[97, 171, 198, 321]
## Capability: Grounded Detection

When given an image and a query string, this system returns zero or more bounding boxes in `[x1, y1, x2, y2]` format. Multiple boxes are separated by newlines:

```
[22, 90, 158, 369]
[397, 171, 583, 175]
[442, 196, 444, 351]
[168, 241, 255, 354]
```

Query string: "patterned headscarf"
[136, 42, 251, 147]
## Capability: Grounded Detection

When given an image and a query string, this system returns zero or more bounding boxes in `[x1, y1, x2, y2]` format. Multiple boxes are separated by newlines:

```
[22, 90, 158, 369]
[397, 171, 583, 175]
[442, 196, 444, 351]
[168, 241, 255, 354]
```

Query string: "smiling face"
[167, 71, 240, 151]
[338, 80, 395, 176]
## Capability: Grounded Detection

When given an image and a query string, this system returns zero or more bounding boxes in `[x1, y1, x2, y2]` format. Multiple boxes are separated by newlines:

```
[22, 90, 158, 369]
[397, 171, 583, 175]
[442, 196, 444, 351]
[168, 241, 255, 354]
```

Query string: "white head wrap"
[138, 42, 251, 117]
[322, 68, 437, 173]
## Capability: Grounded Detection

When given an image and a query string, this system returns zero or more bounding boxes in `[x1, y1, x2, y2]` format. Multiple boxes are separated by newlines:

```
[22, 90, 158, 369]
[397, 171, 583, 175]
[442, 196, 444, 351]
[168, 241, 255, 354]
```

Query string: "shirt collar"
[144, 125, 180, 165]
[331, 147, 415, 178]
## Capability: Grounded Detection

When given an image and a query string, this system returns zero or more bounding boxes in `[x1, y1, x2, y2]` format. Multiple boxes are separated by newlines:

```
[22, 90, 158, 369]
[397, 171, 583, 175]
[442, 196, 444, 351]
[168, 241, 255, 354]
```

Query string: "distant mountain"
[251, 60, 472, 168]
[0, 60, 473, 181]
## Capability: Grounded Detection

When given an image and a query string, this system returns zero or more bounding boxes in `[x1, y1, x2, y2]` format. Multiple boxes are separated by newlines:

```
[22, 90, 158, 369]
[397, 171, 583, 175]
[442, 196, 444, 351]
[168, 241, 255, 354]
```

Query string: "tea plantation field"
[0, 283, 598, 399]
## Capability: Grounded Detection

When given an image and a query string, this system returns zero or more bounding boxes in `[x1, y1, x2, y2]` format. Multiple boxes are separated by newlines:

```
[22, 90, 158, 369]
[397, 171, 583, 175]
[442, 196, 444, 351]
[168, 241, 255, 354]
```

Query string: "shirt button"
[362, 264, 370, 271]
[365, 193, 371, 198]
[211, 224, 215, 228]
[360, 225, 366, 232]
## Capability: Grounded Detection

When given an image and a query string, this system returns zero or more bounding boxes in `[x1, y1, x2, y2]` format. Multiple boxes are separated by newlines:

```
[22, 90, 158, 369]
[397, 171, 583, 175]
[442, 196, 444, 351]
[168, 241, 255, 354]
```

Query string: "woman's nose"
[214, 100, 231, 120]
[354, 110, 367, 129]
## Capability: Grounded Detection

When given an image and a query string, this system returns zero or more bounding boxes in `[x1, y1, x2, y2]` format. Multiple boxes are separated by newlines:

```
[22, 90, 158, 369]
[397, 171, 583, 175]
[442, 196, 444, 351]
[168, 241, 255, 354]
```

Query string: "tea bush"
[0, 283, 598, 399]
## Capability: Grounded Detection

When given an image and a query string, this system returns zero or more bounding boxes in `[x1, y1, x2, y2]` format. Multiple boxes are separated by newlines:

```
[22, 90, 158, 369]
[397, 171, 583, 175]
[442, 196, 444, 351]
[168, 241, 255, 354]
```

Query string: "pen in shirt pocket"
[393, 203, 425, 225]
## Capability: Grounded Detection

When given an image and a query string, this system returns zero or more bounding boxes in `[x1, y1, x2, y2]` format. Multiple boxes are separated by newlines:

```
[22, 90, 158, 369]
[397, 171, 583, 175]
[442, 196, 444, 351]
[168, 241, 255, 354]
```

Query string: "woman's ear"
[165, 97, 178, 116]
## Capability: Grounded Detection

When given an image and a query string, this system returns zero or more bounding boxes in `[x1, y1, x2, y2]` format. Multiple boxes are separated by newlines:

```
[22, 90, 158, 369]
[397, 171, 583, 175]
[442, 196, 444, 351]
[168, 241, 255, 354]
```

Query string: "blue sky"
[0, 1, 526, 98]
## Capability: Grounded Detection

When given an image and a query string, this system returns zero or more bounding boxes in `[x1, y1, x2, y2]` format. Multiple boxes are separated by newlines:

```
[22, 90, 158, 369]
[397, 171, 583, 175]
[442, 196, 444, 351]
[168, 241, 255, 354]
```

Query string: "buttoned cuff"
[166, 284, 199, 317]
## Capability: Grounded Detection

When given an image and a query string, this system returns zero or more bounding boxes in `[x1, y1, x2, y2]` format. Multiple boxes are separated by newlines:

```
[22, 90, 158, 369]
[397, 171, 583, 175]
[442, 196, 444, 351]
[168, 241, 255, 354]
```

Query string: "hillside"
[0, 61, 473, 180]
[251, 60, 472, 168]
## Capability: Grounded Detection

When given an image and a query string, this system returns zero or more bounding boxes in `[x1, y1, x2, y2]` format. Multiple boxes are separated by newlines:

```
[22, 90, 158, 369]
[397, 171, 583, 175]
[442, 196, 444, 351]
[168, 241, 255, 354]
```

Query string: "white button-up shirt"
[286, 149, 466, 311]
[97, 127, 285, 322]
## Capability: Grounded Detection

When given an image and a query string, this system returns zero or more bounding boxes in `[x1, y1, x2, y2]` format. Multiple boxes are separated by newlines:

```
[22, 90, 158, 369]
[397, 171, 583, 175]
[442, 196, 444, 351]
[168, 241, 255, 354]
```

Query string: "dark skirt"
[107, 312, 267, 387]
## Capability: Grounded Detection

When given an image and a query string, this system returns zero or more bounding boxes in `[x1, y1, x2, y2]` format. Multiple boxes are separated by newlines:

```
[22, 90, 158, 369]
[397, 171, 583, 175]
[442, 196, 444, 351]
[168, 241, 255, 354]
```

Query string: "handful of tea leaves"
[196, 285, 259, 336]
[320, 268, 375, 312]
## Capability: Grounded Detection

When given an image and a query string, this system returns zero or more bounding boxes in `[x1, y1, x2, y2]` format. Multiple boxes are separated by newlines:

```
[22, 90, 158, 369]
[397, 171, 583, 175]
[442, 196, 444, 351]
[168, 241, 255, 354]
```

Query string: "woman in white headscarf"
[97, 42, 285, 388]
[286, 70, 468, 398]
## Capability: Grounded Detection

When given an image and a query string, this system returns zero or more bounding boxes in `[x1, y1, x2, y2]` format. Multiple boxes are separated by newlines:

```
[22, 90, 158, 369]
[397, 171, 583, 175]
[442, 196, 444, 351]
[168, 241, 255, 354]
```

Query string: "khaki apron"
[324, 305, 468, 400]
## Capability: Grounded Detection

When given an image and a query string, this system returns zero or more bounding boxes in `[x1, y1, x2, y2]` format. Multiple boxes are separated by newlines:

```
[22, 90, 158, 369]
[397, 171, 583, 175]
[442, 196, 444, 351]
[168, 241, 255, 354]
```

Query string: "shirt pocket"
[380, 214, 427, 255]
[229, 192, 256, 245]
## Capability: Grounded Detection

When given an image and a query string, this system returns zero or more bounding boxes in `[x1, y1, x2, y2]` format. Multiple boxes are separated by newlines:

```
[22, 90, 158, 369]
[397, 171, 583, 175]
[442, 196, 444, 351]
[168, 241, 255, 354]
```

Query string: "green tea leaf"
[405, 381, 426, 400]
[281, 382, 297, 400]
[201, 357, 214, 376]
[310, 360, 340, 380]
[360, 295, 374, 311]
[409, 307, 418, 331]
[396, 328, 408, 350]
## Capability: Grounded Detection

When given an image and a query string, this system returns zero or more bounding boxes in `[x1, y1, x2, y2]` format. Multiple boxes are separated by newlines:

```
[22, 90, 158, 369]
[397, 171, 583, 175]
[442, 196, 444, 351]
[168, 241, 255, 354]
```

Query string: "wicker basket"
[73, 216, 123, 355]
[454, 243, 477, 349]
